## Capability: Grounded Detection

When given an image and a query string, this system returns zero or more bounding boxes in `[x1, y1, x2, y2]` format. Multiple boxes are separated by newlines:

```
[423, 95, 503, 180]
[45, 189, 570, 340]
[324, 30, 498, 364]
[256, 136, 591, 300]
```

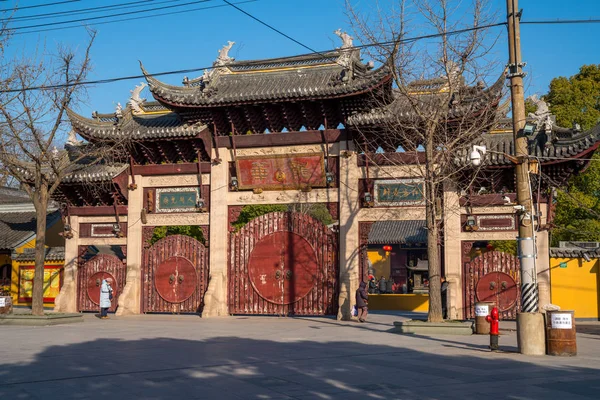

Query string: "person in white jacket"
[99, 279, 113, 319]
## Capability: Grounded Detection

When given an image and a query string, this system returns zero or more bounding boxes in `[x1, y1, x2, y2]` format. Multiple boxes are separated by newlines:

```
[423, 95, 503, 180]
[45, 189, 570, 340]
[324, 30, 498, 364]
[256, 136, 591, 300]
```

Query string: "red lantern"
[486, 243, 494, 251]
[383, 245, 393, 252]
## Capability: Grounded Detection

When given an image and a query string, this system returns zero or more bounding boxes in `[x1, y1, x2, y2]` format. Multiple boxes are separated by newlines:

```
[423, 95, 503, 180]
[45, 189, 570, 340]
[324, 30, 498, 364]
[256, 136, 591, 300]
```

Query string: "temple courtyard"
[1, 312, 599, 399]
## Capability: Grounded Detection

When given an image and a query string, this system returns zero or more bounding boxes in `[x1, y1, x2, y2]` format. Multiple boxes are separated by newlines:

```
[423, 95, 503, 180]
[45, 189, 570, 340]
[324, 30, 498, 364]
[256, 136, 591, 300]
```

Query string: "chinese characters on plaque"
[156, 187, 201, 213]
[374, 179, 425, 206]
[235, 153, 327, 190]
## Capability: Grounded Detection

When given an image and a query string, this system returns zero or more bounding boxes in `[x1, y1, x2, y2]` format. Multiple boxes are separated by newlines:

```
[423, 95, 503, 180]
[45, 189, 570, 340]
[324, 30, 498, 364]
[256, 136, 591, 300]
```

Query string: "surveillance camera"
[513, 205, 525, 212]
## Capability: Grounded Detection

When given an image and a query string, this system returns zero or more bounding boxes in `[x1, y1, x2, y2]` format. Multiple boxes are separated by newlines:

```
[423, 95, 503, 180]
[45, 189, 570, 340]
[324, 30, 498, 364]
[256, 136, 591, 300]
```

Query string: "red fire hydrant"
[485, 306, 500, 351]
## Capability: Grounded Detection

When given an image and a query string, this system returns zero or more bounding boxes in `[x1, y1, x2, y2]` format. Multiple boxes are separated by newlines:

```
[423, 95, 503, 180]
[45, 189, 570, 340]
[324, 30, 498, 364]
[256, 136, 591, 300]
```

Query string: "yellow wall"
[367, 249, 391, 278]
[550, 257, 599, 319]
[368, 294, 429, 312]
[10, 238, 64, 307]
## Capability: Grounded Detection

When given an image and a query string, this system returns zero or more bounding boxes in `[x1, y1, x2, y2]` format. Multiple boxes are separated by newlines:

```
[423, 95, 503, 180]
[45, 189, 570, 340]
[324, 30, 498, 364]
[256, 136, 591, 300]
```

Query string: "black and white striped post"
[506, 0, 545, 355]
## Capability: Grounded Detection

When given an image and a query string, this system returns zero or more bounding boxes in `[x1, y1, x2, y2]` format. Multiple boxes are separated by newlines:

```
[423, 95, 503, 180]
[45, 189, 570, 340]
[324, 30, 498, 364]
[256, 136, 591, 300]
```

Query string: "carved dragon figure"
[129, 82, 147, 114]
[215, 41, 235, 66]
[527, 94, 553, 132]
[66, 130, 83, 147]
[334, 29, 353, 49]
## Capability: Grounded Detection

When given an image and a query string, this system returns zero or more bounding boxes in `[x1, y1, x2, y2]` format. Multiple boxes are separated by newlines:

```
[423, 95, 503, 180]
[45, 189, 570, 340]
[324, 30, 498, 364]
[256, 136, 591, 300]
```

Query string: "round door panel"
[476, 272, 518, 312]
[155, 256, 197, 303]
[248, 231, 318, 305]
[495, 272, 518, 311]
[87, 272, 117, 306]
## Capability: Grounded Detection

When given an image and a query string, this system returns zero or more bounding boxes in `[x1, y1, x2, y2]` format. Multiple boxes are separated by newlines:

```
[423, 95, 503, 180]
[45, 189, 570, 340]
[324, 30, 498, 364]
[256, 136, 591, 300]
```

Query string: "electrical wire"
[222, 0, 320, 55]
[2, 0, 185, 23]
[10, 0, 257, 36]
[5, 0, 214, 31]
[0, 0, 80, 13]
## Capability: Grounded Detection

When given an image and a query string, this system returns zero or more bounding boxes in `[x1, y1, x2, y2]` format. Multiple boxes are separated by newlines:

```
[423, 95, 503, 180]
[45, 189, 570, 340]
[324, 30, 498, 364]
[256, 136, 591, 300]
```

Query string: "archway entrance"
[228, 211, 338, 315]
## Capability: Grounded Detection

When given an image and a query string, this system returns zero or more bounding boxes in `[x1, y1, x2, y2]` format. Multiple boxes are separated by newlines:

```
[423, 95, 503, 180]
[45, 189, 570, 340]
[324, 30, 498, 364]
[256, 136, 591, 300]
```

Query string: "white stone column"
[443, 182, 462, 319]
[202, 149, 230, 317]
[54, 215, 79, 313]
[337, 142, 361, 320]
[117, 175, 143, 315]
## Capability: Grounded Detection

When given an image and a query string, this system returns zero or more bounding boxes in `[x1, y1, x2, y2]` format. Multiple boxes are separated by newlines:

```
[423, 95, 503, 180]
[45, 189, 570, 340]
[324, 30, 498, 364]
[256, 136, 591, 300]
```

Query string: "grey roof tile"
[0, 210, 60, 250]
[14, 247, 65, 261]
[368, 220, 427, 245]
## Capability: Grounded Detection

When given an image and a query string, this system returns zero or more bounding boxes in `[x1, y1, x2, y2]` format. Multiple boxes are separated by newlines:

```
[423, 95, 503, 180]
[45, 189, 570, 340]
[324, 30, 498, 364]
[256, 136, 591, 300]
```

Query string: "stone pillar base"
[517, 312, 546, 355]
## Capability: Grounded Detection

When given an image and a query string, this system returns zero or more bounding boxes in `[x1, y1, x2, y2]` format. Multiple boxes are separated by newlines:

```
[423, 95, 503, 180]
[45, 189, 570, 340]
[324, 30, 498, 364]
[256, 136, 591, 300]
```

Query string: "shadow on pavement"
[0, 335, 598, 399]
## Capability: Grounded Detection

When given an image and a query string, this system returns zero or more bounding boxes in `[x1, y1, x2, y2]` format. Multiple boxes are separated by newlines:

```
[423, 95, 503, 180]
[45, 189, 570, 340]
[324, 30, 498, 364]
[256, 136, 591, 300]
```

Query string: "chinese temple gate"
[53, 34, 600, 319]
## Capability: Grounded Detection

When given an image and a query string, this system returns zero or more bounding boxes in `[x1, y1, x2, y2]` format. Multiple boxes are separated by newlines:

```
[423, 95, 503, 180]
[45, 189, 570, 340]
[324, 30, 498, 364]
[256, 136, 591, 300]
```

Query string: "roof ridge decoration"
[129, 82, 147, 114]
[527, 94, 553, 132]
[182, 41, 236, 91]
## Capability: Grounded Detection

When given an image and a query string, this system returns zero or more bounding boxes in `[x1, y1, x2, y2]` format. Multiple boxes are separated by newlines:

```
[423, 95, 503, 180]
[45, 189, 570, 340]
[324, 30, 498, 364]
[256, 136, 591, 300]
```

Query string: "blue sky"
[4, 0, 600, 117]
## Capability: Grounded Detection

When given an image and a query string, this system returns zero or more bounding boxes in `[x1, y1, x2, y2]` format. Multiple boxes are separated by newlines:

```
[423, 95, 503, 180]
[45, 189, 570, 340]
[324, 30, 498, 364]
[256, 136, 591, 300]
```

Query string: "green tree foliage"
[150, 225, 206, 246]
[231, 203, 336, 230]
[543, 65, 600, 244]
[232, 204, 288, 230]
[551, 152, 600, 245]
[545, 64, 600, 130]
[488, 240, 517, 256]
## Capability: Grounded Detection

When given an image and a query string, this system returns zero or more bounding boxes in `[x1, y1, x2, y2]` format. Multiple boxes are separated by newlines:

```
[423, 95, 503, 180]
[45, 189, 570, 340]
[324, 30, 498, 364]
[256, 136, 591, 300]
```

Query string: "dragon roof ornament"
[129, 82, 147, 114]
[527, 94, 553, 132]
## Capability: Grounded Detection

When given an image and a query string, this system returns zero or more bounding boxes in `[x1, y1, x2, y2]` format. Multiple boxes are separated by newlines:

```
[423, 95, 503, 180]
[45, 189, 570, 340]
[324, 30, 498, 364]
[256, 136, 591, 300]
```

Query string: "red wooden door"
[229, 212, 338, 315]
[78, 253, 126, 312]
[464, 251, 521, 320]
[143, 234, 208, 314]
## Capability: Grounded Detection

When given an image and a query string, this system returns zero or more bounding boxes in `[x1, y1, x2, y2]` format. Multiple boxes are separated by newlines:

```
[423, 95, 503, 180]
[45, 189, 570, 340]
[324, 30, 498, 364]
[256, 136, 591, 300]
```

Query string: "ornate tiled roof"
[141, 50, 391, 108]
[368, 220, 427, 245]
[348, 73, 505, 126]
[67, 105, 207, 141]
[0, 210, 61, 250]
[550, 247, 600, 258]
[0, 187, 30, 205]
[61, 163, 129, 183]
[14, 247, 65, 262]
[458, 122, 600, 166]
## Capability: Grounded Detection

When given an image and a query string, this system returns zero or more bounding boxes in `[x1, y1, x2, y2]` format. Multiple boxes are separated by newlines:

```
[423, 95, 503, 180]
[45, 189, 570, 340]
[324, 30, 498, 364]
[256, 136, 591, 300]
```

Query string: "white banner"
[551, 313, 572, 329]
[0, 297, 5, 307]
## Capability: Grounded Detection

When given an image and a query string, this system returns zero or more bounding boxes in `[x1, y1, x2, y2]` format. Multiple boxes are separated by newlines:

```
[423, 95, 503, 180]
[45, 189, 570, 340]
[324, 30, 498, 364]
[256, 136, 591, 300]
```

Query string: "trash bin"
[474, 301, 495, 334]
[546, 310, 577, 356]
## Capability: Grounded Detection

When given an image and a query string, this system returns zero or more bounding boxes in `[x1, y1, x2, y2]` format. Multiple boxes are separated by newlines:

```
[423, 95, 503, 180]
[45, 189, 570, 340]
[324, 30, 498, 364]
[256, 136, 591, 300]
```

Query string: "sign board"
[235, 153, 326, 190]
[475, 304, 489, 317]
[0, 297, 5, 307]
[374, 179, 425, 206]
[559, 262, 568, 269]
[156, 187, 200, 213]
[551, 313, 573, 329]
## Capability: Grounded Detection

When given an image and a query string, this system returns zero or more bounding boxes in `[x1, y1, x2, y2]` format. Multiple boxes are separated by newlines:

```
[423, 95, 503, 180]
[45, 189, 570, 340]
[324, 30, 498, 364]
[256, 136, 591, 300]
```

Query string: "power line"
[522, 18, 600, 25]
[2, 0, 185, 23]
[222, 0, 320, 55]
[11, 0, 257, 36]
[0, 0, 80, 13]
[5, 0, 214, 31]
[3, 17, 600, 92]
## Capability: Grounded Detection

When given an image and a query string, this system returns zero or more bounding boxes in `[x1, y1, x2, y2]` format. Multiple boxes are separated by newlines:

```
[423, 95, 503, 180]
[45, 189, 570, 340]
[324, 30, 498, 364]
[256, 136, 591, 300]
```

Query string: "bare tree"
[346, 0, 503, 322]
[0, 27, 124, 315]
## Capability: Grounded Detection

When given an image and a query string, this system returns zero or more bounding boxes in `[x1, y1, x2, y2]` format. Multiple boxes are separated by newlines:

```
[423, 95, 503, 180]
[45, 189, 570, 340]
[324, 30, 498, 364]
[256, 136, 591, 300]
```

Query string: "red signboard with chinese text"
[235, 153, 326, 190]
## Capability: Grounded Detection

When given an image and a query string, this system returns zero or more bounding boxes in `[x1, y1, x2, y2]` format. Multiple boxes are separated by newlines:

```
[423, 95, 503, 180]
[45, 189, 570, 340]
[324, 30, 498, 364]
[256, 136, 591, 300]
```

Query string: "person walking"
[99, 278, 113, 319]
[355, 281, 369, 322]
[441, 276, 449, 320]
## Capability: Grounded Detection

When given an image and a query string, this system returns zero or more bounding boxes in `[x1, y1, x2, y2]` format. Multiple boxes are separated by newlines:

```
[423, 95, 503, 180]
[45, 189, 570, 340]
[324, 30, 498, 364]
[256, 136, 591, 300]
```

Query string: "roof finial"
[334, 29, 353, 49]
[215, 41, 235, 66]
[129, 82, 147, 114]
[66, 130, 83, 147]
[115, 102, 123, 118]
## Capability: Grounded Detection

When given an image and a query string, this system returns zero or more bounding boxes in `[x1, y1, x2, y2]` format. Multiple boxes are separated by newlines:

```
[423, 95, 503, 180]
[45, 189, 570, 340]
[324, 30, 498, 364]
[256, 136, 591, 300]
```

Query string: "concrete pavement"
[1, 312, 599, 399]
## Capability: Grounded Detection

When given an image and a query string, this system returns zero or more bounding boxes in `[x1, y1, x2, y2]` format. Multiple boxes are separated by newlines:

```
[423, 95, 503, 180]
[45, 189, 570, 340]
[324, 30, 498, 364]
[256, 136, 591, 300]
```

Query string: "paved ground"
[1, 312, 599, 400]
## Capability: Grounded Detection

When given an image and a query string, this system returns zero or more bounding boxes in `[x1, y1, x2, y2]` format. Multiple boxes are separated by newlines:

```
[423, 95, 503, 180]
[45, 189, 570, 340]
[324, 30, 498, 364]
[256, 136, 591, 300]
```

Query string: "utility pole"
[506, 0, 545, 355]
